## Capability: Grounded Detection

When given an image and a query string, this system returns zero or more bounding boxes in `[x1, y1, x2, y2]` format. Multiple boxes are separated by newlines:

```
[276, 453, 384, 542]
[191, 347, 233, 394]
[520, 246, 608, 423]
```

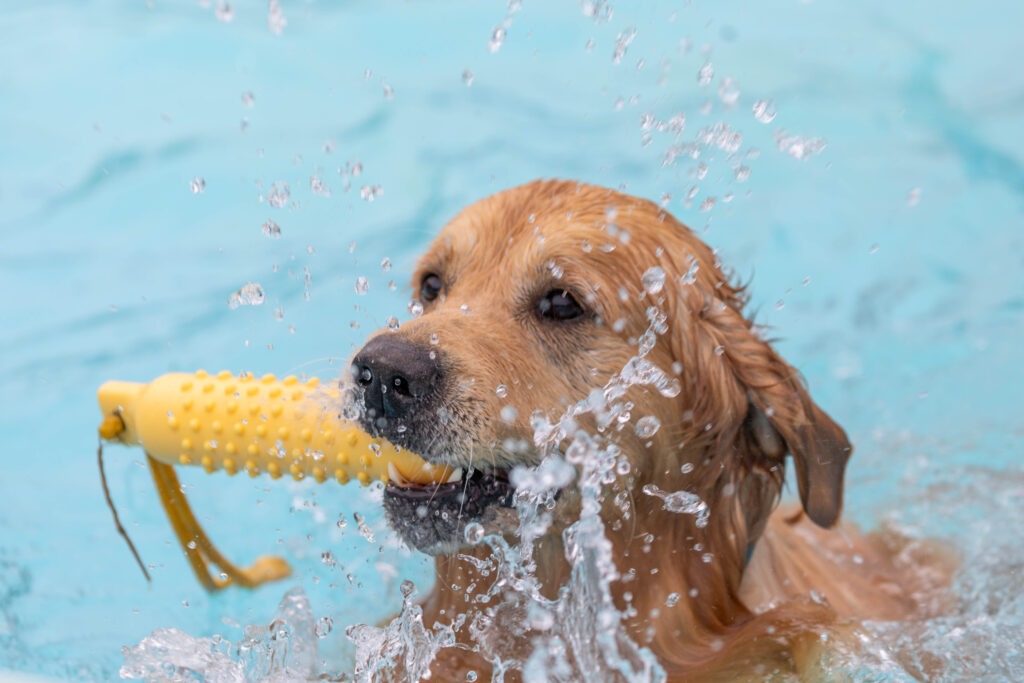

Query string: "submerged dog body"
[350, 180, 950, 681]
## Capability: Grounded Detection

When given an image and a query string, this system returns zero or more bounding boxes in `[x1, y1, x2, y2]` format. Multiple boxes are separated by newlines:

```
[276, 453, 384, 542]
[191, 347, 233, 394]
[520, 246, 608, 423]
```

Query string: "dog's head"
[349, 180, 851, 555]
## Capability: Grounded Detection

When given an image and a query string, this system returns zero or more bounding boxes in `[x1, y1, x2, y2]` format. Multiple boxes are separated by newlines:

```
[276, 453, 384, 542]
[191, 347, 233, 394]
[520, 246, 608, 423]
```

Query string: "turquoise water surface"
[1, 1, 1022, 680]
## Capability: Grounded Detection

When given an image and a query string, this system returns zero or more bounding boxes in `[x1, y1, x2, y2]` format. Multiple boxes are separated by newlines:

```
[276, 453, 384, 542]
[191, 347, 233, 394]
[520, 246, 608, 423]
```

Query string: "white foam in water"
[121, 588, 319, 682]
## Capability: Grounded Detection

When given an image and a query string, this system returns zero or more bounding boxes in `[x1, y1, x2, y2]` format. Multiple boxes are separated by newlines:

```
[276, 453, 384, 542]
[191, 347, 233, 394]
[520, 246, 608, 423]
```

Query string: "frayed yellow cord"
[147, 455, 291, 591]
[99, 406, 290, 590]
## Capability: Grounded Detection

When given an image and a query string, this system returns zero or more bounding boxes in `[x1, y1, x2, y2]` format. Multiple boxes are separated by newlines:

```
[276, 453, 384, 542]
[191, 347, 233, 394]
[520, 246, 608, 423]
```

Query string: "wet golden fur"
[369, 180, 952, 681]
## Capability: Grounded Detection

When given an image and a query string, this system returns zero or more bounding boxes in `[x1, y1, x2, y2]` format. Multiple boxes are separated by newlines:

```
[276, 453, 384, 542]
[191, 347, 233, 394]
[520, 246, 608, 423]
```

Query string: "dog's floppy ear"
[699, 298, 852, 528]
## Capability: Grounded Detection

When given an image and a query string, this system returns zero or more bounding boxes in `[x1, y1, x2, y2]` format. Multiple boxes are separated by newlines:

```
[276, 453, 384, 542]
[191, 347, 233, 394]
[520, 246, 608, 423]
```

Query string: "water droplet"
[734, 165, 751, 182]
[466, 672, 478, 682]
[775, 131, 826, 160]
[698, 197, 716, 212]
[665, 592, 680, 607]
[408, 300, 424, 317]
[488, 26, 506, 53]
[697, 62, 714, 86]
[382, 83, 394, 100]
[189, 177, 206, 194]
[268, 181, 290, 207]
[635, 415, 661, 438]
[380, 257, 392, 272]
[228, 282, 265, 309]
[869, 243, 880, 254]
[459, 304, 471, 315]
[752, 98, 777, 123]
[680, 260, 700, 286]
[907, 187, 921, 207]
[612, 26, 637, 64]
[354, 277, 369, 295]
[642, 483, 709, 527]
[385, 316, 400, 331]
[359, 185, 382, 202]
[214, 1, 234, 23]
[320, 551, 337, 567]
[500, 405, 518, 423]
[718, 77, 740, 106]
[462, 69, 475, 86]
[464, 522, 485, 545]
[642, 266, 666, 295]
[315, 616, 333, 638]
[261, 219, 281, 238]
[495, 384, 508, 398]
[353, 512, 376, 543]
[310, 175, 331, 197]
[241, 91, 255, 107]
[267, 0, 286, 34]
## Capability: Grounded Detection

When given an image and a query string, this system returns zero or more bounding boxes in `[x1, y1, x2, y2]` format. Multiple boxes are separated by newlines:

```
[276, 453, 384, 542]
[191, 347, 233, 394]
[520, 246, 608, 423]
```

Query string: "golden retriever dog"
[349, 180, 951, 681]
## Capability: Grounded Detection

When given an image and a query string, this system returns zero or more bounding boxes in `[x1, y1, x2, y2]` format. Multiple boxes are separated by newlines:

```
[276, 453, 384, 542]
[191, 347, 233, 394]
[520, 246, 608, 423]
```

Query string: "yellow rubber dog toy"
[97, 370, 446, 591]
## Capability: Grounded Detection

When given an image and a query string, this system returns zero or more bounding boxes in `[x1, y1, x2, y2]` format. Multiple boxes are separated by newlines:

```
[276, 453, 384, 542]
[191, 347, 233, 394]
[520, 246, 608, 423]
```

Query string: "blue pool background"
[1, 1, 1022, 680]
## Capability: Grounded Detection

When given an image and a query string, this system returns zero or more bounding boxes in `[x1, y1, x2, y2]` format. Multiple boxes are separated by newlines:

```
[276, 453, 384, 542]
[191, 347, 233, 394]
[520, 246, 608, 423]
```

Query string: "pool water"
[1, 1, 1022, 680]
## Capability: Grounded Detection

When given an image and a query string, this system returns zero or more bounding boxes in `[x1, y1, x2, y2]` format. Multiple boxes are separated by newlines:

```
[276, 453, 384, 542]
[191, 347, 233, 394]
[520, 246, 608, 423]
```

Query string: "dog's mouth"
[382, 465, 516, 555]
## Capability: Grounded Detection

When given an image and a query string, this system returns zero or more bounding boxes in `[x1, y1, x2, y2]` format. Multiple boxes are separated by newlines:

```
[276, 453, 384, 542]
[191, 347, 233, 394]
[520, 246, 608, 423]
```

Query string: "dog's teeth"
[387, 462, 410, 487]
[446, 467, 464, 483]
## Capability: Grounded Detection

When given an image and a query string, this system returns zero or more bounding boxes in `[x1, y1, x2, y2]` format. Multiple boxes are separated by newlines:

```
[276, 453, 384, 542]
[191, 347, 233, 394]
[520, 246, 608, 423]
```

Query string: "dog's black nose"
[351, 335, 441, 421]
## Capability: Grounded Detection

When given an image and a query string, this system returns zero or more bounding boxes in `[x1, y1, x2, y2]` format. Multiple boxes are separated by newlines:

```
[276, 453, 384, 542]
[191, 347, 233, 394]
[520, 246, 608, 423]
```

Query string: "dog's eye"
[538, 289, 584, 321]
[420, 273, 443, 302]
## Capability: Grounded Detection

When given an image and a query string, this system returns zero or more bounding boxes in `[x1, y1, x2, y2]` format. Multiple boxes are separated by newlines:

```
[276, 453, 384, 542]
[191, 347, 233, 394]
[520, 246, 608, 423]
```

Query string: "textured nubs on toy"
[96, 370, 448, 591]
[97, 370, 449, 487]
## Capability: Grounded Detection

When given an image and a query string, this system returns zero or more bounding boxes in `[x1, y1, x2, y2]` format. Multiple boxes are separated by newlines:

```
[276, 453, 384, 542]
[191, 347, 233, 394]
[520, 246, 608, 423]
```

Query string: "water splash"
[121, 587, 319, 682]
[350, 311, 677, 680]
[347, 581, 456, 682]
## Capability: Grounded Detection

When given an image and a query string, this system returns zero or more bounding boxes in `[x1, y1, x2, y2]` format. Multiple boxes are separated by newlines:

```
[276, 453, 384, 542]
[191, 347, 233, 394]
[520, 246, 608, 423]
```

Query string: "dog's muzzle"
[350, 334, 443, 443]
